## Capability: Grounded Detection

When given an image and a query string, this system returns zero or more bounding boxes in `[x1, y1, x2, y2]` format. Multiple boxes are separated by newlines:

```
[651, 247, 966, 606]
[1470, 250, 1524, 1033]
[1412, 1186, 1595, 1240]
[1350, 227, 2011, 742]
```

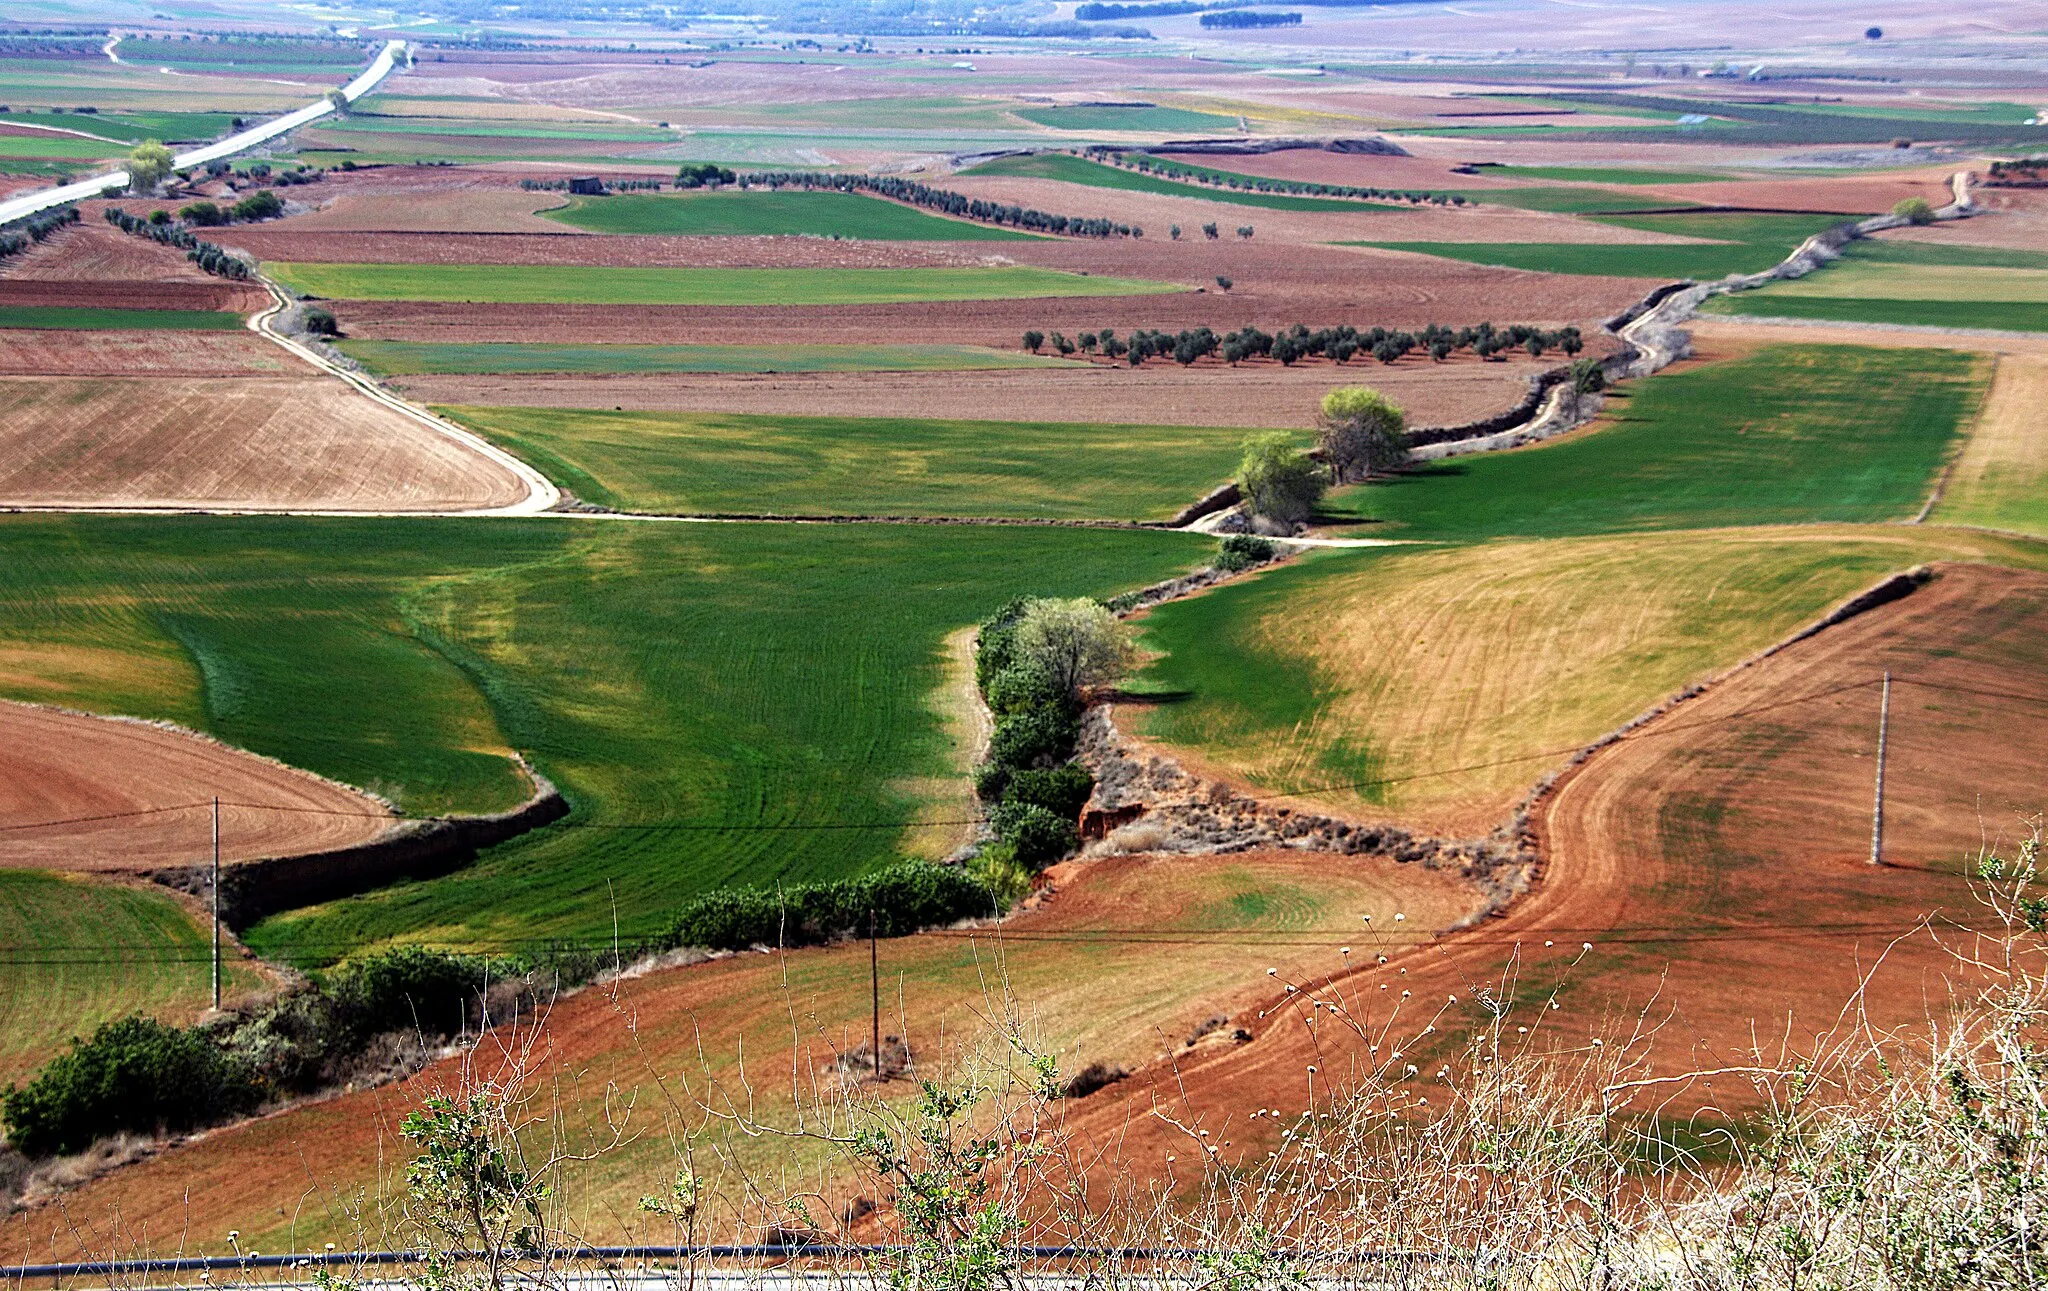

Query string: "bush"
[228, 189, 283, 222]
[661, 862, 996, 951]
[974, 760, 1013, 803]
[328, 946, 492, 1040]
[302, 306, 339, 337]
[1215, 534, 1277, 572]
[1003, 764, 1093, 821]
[985, 662, 1063, 717]
[2, 1016, 259, 1157]
[1893, 196, 1935, 225]
[1012, 598, 1133, 700]
[178, 200, 226, 226]
[1238, 431, 1325, 524]
[974, 597, 1031, 692]
[992, 800, 1078, 867]
[989, 704, 1080, 772]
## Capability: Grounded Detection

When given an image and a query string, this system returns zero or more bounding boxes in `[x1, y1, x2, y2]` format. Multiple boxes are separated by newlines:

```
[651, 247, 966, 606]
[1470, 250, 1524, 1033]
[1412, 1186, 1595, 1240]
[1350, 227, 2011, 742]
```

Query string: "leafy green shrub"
[329, 945, 493, 1040]
[992, 801, 1077, 867]
[989, 704, 1079, 771]
[974, 598, 1030, 692]
[985, 662, 1063, 717]
[178, 200, 226, 226]
[1893, 196, 1935, 225]
[1215, 534, 1277, 573]
[2, 1016, 259, 1157]
[974, 760, 1013, 803]
[661, 862, 995, 951]
[302, 306, 339, 337]
[1003, 764, 1093, 820]
[228, 189, 283, 222]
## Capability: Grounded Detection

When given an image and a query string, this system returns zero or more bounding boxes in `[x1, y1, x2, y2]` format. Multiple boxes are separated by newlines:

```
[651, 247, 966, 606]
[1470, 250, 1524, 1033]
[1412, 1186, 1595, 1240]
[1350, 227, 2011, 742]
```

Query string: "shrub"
[1215, 534, 1276, 572]
[1238, 431, 1325, 524]
[974, 760, 1013, 802]
[228, 189, 283, 222]
[988, 704, 1080, 771]
[661, 862, 995, 951]
[985, 662, 1063, 717]
[974, 597, 1031, 692]
[178, 200, 226, 226]
[1011, 597, 1133, 699]
[2, 1016, 259, 1157]
[992, 800, 1077, 867]
[1003, 764, 1093, 820]
[1893, 196, 1935, 225]
[302, 306, 340, 336]
[328, 945, 493, 1040]
[1022, 329, 1044, 353]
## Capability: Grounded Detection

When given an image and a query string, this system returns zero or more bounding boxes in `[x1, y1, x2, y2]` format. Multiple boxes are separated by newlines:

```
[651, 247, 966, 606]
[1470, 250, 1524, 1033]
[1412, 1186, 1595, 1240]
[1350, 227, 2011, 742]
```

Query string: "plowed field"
[0, 330, 295, 376]
[0, 377, 532, 512]
[397, 359, 1542, 431]
[226, 229, 973, 269]
[0, 702, 395, 873]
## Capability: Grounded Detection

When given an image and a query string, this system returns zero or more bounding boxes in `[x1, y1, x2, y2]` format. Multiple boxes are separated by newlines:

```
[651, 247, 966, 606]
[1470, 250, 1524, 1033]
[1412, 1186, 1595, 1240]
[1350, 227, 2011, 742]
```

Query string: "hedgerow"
[1, 1016, 260, 1157]
[1087, 148, 1464, 206]
[103, 206, 253, 280]
[659, 862, 997, 951]
[1040, 320, 1583, 366]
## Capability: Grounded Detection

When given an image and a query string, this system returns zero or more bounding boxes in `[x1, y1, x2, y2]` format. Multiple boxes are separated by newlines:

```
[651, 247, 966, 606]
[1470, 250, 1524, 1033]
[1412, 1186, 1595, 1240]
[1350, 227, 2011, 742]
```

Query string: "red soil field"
[1881, 185, 2048, 252]
[261, 183, 578, 235]
[2, 220, 267, 313]
[0, 376, 533, 512]
[398, 357, 1548, 430]
[0, 330, 296, 377]
[227, 229, 972, 268]
[0, 702, 395, 874]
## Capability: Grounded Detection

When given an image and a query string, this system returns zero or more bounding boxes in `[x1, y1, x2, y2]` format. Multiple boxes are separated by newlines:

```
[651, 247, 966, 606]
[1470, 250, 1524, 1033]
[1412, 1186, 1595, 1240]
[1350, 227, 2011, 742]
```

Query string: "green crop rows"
[1319, 344, 1987, 538]
[542, 190, 1035, 240]
[1357, 212, 1852, 280]
[437, 405, 1287, 521]
[0, 518, 1201, 965]
[1015, 104, 1239, 133]
[264, 262, 1179, 305]
[0, 305, 245, 330]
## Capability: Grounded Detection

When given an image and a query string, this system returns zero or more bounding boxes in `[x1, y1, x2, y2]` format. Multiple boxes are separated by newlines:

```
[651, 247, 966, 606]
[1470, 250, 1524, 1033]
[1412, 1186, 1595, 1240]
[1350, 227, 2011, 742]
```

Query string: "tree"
[1316, 386, 1408, 483]
[1215, 275, 1232, 292]
[324, 87, 349, 116]
[1236, 225, 1254, 239]
[126, 140, 173, 193]
[1238, 431, 1324, 525]
[1012, 597, 1133, 699]
[1021, 329, 1044, 353]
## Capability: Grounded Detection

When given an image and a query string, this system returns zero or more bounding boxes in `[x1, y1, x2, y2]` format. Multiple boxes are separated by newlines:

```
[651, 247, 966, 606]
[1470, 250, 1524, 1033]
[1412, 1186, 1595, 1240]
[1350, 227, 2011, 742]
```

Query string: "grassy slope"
[961, 152, 1396, 212]
[1321, 345, 1987, 536]
[1359, 212, 1849, 280]
[264, 262, 1179, 305]
[0, 870, 259, 1088]
[541, 190, 1033, 240]
[437, 405, 1285, 520]
[0, 306, 245, 330]
[0, 518, 1202, 962]
[1133, 529, 2028, 826]
[340, 341, 1075, 375]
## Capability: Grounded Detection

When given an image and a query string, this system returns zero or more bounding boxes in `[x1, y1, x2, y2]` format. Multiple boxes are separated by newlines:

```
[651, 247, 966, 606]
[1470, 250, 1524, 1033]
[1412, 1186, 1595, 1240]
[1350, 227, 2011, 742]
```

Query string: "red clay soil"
[0, 702, 394, 873]
[1048, 561, 2048, 1171]
[400, 356, 1550, 430]
[1881, 185, 2048, 251]
[0, 376, 533, 511]
[1, 220, 268, 313]
[0, 330, 297, 376]
[226, 229, 974, 268]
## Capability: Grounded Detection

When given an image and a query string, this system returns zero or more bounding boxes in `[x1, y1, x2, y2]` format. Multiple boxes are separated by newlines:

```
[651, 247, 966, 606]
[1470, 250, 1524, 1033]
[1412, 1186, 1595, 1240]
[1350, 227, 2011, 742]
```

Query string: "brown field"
[260, 183, 577, 235]
[4, 846, 1483, 1251]
[395, 356, 1544, 429]
[224, 229, 973, 268]
[0, 330, 296, 376]
[0, 376, 533, 512]
[0, 701, 395, 873]
[2, 218, 267, 313]
[1880, 185, 2048, 252]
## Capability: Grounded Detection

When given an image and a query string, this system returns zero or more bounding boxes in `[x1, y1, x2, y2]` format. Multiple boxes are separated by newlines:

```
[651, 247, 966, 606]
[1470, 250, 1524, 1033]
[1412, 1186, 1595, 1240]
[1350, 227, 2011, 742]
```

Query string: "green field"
[0, 109, 239, 144]
[540, 189, 1032, 240]
[0, 870, 259, 1088]
[1455, 186, 1700, 214]
[1015, 104, 1239, 133]
[438, 405, 1283, 520]
[0, 305, 245, 330]
[1485, 165, 1740, 184]
[1701, 295, 2048, 333]
[340, 341, 1077, 375]
[1836, 239, 2048, 271]
[1357, 212, 1851, 280]
[1749, 262, 2048, 303]
[1321, 345, 1987, 538]
[265, 262, 1179, 305]
[961, 151, 1396, 212]
[0, 518, 1201, 964]
[0, 132, 128, 160]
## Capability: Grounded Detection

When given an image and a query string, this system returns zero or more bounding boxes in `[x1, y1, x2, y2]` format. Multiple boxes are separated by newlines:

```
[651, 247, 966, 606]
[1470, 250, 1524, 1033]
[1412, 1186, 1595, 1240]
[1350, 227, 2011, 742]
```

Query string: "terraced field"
[0, 517, 1202, 964]
[541, 190, 1036, 240]
[264, 262, 1180, 305]
[438, 404, 1283, 519]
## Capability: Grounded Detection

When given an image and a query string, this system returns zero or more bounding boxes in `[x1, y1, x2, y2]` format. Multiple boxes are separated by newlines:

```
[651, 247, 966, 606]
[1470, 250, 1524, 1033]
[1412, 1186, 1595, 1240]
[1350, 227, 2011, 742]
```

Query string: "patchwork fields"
[541, 190, 1038, 240]
[1362, 212, 1854, 280]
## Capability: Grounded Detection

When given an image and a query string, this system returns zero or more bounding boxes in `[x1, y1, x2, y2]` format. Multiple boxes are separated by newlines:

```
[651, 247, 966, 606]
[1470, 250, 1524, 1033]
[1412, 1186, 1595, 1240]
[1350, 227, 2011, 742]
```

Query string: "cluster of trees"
[1235, 386, 1412, 525]
[237, 162, 324, 188]
[1088, 148, 1466, 206]
[1200, 9, 1300, 25]
[660, 862, 995, 952]
[0, 203, 77, 260]
[1025, 320, 1582, 366]
[1987, 157, 2047, 185]
[517, 176, 664, 192]
[738, 169, 1142, 238]
[675, 162, 738, 188]
[974, 598, 1133, 879]
[103, 207, 251, 280]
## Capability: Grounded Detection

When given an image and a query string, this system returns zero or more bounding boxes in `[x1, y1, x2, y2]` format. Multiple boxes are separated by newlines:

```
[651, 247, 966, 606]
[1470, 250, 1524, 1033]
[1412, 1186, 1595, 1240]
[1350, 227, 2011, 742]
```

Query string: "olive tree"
[1238, 431, 1325, 525]
[126, 140, 174, 193]
[1315, 385, 1408, 483]
[1013, 597, 1132, 699]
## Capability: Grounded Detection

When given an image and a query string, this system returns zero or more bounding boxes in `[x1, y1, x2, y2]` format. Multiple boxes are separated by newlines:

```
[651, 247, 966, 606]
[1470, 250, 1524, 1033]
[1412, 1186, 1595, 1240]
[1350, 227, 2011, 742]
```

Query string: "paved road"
[0, 39, 405, 229]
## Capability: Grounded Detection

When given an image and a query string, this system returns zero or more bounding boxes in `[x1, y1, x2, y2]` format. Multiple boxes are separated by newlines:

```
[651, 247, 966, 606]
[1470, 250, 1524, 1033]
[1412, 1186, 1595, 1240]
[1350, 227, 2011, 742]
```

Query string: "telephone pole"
[210, 796, 222, 1009]
[1870, 672, 1891, 867]
[869, 907, 881, 1080]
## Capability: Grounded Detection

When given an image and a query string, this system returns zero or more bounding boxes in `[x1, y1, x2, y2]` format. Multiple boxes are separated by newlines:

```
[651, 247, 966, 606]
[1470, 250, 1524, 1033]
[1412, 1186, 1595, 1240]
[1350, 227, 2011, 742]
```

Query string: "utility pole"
[1870, 672, 1890, 867]
[211, 796, 222, 1009]
[869, 906, 881, 1080]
